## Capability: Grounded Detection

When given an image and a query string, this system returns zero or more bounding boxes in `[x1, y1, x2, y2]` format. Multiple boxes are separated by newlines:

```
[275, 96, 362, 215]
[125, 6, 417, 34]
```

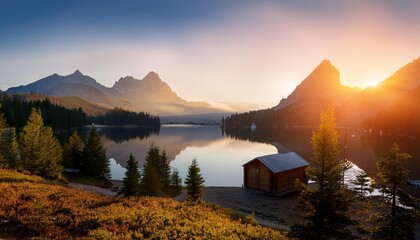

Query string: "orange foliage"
[0, 170, 287, 239]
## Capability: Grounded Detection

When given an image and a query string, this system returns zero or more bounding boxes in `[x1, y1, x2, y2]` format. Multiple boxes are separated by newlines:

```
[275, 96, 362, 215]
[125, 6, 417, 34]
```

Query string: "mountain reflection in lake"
[81, 125, 420, 186]
[100, 125, 276, 186]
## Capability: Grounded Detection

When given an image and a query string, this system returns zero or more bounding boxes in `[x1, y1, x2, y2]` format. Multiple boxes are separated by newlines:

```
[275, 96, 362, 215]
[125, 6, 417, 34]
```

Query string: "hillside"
[340, 57, 420, 127]
[17, 93, 111, 116]
[7, 71, 231, 116]
[364, 85, 420, 136]
[225, 57, 420, 133]
[0, 169, 286, 239]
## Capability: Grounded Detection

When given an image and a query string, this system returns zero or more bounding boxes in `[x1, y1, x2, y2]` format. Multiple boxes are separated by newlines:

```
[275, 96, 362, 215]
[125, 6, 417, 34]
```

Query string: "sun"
[364, 76, 381, 88]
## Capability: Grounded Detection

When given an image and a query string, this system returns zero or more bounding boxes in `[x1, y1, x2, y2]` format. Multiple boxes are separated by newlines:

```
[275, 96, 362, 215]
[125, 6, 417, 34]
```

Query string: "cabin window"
[256, 168, 259, 173]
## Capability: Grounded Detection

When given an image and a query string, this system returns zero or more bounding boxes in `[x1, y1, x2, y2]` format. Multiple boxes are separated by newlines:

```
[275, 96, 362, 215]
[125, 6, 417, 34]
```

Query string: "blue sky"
[1, 0, 420, 109]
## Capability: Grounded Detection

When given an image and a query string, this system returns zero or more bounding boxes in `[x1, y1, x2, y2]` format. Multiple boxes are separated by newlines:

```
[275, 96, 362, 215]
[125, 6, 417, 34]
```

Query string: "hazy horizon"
[1, 0, 420, 109]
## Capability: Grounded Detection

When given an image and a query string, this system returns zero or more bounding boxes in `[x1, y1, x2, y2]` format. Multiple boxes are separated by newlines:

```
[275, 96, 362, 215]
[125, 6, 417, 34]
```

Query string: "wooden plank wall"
[245, 160, 307, 194]
[259, 165, 271, 192]
[244, 161, 259, 189]
[274, 167, 306, 193]
[244, 161, 272, 192]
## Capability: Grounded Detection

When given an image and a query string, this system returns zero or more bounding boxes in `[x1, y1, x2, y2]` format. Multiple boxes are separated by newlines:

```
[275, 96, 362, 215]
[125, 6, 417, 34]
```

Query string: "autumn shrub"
[0, 169, 287, 239]
[0, 168, 46, 183]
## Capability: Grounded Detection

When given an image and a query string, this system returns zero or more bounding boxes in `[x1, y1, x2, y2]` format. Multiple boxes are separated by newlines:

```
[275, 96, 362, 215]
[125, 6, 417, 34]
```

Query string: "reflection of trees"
[360, 134, 420, 179]
[98, 127, 160, 143]
[225, 127, 313, 160]
[57, 126, 160, 144]
[102, 126, 222, 168]
[226, 128, 420, 179]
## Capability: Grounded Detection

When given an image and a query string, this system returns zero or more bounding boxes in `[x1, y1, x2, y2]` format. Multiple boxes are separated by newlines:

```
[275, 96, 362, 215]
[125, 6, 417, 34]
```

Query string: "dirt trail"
[68, 182, 117, 196]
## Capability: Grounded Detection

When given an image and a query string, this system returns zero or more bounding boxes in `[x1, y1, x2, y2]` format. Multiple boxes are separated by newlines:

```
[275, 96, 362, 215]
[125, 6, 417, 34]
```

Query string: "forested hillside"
[0, 93, 160, 129]
[0, 93, 86, 129]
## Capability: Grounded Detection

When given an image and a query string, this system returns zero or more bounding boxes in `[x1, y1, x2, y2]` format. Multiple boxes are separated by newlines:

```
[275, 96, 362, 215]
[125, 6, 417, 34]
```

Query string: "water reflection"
[101, 125, 277, 185]
[226, 127, 420, 180]
[75, 125, 420, 185]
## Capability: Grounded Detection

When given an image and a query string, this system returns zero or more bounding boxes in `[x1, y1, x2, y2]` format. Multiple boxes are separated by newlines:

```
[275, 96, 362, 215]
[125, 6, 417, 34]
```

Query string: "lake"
[88, 125, 420, 186]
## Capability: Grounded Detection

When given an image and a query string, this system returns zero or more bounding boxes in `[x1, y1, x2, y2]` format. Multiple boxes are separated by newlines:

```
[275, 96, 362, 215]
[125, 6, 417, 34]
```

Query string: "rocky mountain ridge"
[7, 71, 228, 116]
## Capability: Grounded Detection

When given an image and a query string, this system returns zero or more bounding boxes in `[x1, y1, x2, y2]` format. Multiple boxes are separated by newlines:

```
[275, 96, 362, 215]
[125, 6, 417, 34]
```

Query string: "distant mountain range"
[7, 56, 420, 131]
[224, 57, 420, 135]
[7, 71, 231, 116]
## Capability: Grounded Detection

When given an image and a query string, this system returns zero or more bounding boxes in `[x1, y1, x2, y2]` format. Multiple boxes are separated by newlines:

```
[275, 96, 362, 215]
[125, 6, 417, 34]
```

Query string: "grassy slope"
[0, 169, 287, 239]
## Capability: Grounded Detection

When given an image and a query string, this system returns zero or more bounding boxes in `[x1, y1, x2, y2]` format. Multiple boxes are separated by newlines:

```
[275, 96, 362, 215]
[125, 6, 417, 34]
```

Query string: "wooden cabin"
[243, 152, 309, 195]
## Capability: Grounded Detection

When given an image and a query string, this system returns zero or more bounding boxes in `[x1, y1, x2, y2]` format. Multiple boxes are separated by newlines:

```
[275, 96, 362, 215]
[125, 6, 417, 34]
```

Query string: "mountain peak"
[73, 70, 82, 75]
[272, 59, 359, 110]
[144, 71, 161, 81]
[304, 59, 340, 86]
[319, 59, 332, 66]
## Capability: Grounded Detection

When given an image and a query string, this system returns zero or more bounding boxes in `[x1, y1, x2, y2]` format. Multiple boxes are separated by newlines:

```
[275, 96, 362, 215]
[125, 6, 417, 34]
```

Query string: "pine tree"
[119, 154, 141, 197]
[291, 102, 354, 239]
[141, 161, 163, 196]
[170, 168, 182, 195]
[139, 144, 173, 196]
[82, 126, 110, 180]
[0, 113, 8, 167]
[63, 131, 83, 169]
[185, 159, 205, 203]
[19, 108, 62, 179]
[351, 169, 373, 198]
[160, 150, 172, 192]
[373, 143, 418, 240]
[3, 128, 20, 169]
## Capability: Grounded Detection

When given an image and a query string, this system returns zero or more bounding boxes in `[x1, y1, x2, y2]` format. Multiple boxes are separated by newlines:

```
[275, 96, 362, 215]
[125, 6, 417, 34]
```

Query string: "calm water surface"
[90, 125, 420, 186]
[102, 125, 276, 186]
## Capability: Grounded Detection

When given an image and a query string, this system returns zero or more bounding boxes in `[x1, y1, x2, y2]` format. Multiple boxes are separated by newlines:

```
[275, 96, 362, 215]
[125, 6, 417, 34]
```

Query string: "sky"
[1, 0, 420, 110]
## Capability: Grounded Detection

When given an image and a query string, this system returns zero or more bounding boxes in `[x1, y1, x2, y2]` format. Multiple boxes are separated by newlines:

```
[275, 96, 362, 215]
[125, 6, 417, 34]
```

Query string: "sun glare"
[364, 77, 381, 88]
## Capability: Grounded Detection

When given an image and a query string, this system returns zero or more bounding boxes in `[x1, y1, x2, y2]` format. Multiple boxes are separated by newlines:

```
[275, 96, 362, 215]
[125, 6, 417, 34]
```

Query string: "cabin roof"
[244, 152, 309, 174]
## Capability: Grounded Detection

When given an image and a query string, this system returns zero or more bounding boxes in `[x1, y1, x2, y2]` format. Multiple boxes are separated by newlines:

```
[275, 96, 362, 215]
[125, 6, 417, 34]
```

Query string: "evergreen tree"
[0, 113, 7, 167]
[140, 144, 173, 196]
[3, 128, 20, 169]
[119, 154, 141, 197]
[373, 143, 418, 240]
[291, 102, 354, 239]
[141, 161, 163, 197]
[170, 168, 182, 195]
[19, 108, 62, 179]
[350, 169, 373, 198]
[63, 131, 83, 169]
[160, 150, 172, 192]
[185, 159, 205, 203]
[82, 126, 110, 180]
